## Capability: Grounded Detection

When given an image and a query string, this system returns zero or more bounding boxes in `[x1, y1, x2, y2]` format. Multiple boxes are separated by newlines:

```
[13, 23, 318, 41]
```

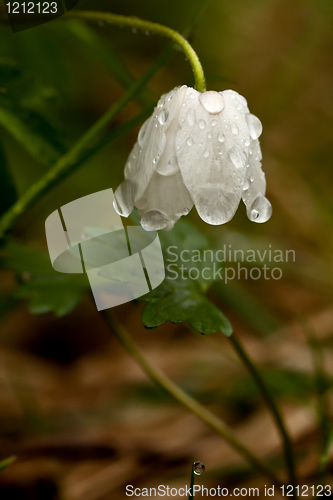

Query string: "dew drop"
[218, 132, 225, 143]
[158, 109, 169, 125]
[237, 103, 242, 110]
[199, 119, 206, 129]
[228, 147, 245, 169]
[199, 142, 203, 147]
[246, 113, 263, 140]
[193, 461, 205, 476]
[207, 132, 212, 139]
[203, 150, 209, 158]
[199, 91, 224, 114]
[243, 179, 250, 190]
[248, 195, 272, 223]
[190, 93, 195, 99]
[211, 119, 217, 127]
[245, 138, 250, 147]
[231, 124, 239, 135]
[235, 115, 239, 120]
[138, 121, 149, 146]
[187, 138, 193, 146]
[251, 209, 259, 220]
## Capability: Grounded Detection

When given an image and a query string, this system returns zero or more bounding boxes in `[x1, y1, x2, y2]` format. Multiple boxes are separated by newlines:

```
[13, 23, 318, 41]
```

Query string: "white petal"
[242, 139, 272, 223]
[113, 179, 136, 217]
[114, 86, 187, 218]
[176, 88, 250, 225]
[138, 170, 193, 231]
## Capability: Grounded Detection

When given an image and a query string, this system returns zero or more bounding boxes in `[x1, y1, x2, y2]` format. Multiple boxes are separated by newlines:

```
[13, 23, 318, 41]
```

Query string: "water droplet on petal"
[138, 120, 149, 146]
[199, 91, 224, 114]
[193, 461, 205, 476]
[251, 209, 259, 220]
[235, 115, 239, 120]
[243, 179, 250, 190]
[218, 132, 225, 143]
[158, 109, 169, 125]
[199, 119, 206, 129]
[211, 119, 217, 127]
[248, 195, 272, 223]
[228, 147, 245, 169]
[207, 132, 212, 139]
[190, 93, 195, 99]
[203, 150, 209, 158]
[186, 108, 196, 126]
[231, 124, 239, 135]
[245, 139, 250, 147]
[187, 138, 193, 146]
[246, 113, 263, 140]
[237, 103, 242, 110]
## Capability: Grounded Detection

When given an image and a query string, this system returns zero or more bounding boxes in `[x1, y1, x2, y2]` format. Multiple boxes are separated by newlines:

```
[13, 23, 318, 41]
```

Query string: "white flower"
[113, 85, 272, 231]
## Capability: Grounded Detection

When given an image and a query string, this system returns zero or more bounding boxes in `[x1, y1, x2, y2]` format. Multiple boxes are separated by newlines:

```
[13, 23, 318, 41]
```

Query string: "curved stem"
[0, 47, 172, 240]
[102, 311, 282, 488]
[229, 335, 297, 496]
[66, 10, 206, 93]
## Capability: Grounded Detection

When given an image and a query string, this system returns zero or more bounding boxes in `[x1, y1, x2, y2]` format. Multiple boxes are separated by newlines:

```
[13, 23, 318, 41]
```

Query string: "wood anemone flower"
[113, 86, 272, 231]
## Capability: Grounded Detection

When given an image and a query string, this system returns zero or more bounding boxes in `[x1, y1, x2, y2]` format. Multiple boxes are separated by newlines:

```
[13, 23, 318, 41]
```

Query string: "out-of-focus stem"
[102, 311, 283, 488]
[67, 10, 206, 93]
[229, 334, 297, 496]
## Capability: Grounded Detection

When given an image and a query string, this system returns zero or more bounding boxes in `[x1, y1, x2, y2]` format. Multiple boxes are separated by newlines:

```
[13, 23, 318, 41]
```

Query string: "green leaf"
[0, 140, 16, 216]
[139, 218, 233, 336]
[141, 278, 232, 336]
[0, 58, 65, 165]
[14, 280, 84, 317]
[1, 240, 88, 317]
[0, 456, 16, 472]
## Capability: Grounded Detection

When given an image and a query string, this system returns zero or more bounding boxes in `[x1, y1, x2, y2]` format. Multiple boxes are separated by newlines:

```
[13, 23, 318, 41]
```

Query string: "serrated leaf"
[141, 278, 232, 336]
[0, 140, 16, 216]
[1, 240, 88, 317]
[14, 281, 84, 317]
[139, 217, 233, 336]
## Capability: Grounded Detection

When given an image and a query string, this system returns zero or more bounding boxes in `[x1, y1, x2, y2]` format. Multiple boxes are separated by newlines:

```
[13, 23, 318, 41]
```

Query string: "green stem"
[0, 47, 172, 240]
[66, 11, 206, 93]
[102, 311, 282, 488]
[189, 466, 195, 500]
[229, 335, 297, 496]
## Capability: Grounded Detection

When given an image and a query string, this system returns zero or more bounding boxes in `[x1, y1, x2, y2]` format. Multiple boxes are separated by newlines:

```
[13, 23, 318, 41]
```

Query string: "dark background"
[0, 0, 332, 498]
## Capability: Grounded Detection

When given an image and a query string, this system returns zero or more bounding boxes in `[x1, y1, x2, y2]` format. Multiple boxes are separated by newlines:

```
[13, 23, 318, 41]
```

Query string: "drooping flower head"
[114, 86, 272, 231]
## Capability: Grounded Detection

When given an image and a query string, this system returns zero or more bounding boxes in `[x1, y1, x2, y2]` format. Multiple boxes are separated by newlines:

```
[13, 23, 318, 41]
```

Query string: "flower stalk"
[229, 334, 297, 495]
[102, 311, 283, 488]
[0, 47, 172, 240]
[66, 11, 206, 93]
